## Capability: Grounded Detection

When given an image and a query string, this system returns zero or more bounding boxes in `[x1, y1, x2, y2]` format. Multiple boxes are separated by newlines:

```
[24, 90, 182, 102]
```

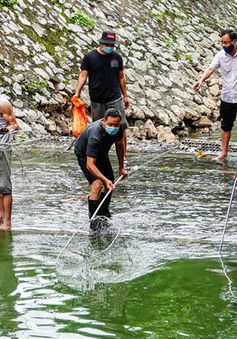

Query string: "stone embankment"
[1, 0, 237, 142]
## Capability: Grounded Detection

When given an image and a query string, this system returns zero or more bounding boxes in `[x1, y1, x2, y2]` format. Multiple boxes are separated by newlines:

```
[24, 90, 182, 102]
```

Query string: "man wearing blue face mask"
[193, 29, 237, 161]
[74, 31, 129, 166]
[74, 108, 127, 229]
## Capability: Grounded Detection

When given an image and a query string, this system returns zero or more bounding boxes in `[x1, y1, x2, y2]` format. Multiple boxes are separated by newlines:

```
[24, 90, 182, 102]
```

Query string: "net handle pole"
[91, 175, 124, 221]
[56, 175, 124, 265]
[219, 177, 237, 253]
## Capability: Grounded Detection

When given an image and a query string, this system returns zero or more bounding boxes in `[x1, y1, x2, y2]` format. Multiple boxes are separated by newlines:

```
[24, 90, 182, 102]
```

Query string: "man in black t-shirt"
[74, 108, 127, 229]
[74, 31, 129, 165]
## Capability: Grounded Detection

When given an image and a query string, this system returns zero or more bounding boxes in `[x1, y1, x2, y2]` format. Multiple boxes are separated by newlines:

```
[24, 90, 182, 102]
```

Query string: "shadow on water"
[1, 147, 237, 337]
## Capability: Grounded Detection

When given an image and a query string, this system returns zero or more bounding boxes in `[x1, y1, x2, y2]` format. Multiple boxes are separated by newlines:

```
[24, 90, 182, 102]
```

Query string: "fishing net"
[55, 216, 140, 291]
[179, 138, 237, 155]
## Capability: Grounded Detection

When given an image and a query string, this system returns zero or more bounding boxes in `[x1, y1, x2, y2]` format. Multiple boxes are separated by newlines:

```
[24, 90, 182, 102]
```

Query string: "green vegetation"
[72, 11, 94, 29]
[163, 38, 175, 48]
[22, 23, 69, 57]
[173, 50, 181, 60]
[14, 132, 29, 142]
[185, 53, 193, 61]
[131, 23, 139, 32]
[155, 11, 167, 22]
[0, 0, 17, 6]
[23, 79, 49, 94]
[154, 9, 186, 22]
[116, 21, 124, 28]
[197, 12, 207, 24]
[38, 36, 55, 55]
[51, 0, 70, 23]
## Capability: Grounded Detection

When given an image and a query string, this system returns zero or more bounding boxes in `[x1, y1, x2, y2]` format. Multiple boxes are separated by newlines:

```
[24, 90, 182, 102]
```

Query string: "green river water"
[1, 140, 237, 339]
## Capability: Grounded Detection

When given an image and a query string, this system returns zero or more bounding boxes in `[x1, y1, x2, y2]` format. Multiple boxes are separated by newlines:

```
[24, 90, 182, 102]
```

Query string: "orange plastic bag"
[71, 96, 87, 137]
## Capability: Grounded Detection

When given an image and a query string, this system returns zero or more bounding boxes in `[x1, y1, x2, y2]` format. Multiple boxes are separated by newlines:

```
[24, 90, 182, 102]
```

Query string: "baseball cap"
[98, 31, 116, 45]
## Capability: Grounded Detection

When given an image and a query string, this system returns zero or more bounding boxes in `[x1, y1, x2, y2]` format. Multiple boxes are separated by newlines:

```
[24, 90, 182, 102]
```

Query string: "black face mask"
[223, 44, 235, 54]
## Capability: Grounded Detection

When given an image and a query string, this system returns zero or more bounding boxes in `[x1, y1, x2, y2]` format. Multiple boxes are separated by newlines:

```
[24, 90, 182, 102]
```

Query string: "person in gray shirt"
[75, 108, 127, 229]
[0, 96, 19, 230]
[193, 29, 237, 161]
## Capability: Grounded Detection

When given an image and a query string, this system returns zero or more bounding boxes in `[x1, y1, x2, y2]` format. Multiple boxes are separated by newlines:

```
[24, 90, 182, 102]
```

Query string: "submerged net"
[55, 216, 139, 291]
[179, 138, 237, 155]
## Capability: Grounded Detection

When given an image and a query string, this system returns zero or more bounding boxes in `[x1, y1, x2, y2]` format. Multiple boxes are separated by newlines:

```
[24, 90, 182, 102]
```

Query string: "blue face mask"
[102, 46, 114, 54]
[223, 44, 234, 54]
[105, 126, 119, 136]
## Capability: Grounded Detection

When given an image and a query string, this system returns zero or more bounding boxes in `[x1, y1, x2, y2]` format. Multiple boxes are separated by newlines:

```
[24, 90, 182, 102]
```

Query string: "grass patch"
[23, 79, 49, 94]
[0, 0, 17, 6]
[185, 53, 193, 61]
[72, 10, 94, 29]
[163, 38, 175, 48]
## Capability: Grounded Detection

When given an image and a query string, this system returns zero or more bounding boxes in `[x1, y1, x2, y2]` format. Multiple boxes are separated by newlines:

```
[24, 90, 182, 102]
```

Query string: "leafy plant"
[163, 38, 175, 48]
[72, 11, 94, 29]
[173, 50, 181, 60]
[24, 79, 48, 94]
[116, 21, 123, 28]
[185, 53, 193, 62]
[155, 11, 167, 22]
[14, 132, 29, 142]
[0, 0, 18, 6]
[132, 23, 139, 32]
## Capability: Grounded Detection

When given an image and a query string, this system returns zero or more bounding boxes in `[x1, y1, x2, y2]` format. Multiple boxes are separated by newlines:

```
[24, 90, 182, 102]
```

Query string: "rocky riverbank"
[1, 0, 237, 142]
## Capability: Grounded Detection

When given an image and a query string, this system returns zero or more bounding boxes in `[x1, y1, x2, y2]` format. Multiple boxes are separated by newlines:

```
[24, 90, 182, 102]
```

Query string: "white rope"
[99, 219, 121, 253]
[219, 256, 237, 302]
[128, 146, 177, 178]
[0, 135, 52, 148]
[0, 130, 52, 150]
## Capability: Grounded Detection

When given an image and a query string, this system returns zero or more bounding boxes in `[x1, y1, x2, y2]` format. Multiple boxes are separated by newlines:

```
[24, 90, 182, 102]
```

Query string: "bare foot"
[0, 225, 11, 231]
[216, 153, 228, 162]
[0, 219, 11, 231]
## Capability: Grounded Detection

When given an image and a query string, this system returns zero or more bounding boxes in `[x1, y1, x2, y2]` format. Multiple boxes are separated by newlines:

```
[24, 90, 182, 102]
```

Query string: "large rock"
[157, 127, 176, 143]
[193, 116, 212, 128]
[144, 119, 158, 139]
[184, 107, 201, 121]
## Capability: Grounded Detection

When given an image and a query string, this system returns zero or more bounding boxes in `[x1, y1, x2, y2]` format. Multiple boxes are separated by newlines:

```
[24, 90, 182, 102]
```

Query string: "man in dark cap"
[74, 31, 129, 165]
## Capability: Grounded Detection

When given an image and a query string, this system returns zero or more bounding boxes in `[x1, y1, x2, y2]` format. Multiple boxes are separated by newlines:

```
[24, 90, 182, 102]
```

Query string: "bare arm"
[75, 70, 88, 97]
[86, 156, 115, 190]
[119, 70, 129, 108]
[0, 103, 19, 132]
[116, 139, 127, 178]
[193, 67, 215, 90]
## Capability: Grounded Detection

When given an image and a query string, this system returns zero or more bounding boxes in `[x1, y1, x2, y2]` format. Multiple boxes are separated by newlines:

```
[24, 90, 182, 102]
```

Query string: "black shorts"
[220, 100, 237, 131]
[75, 151, 114, 185]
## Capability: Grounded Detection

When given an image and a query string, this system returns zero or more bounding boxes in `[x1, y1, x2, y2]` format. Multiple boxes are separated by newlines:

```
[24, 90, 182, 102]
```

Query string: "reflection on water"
[0, 232, 18, 336]
[1, 147, 237, 337]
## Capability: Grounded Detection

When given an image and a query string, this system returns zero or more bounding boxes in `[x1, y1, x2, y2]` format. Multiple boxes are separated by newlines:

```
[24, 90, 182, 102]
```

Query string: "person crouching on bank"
[74, 108, 127, 229]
